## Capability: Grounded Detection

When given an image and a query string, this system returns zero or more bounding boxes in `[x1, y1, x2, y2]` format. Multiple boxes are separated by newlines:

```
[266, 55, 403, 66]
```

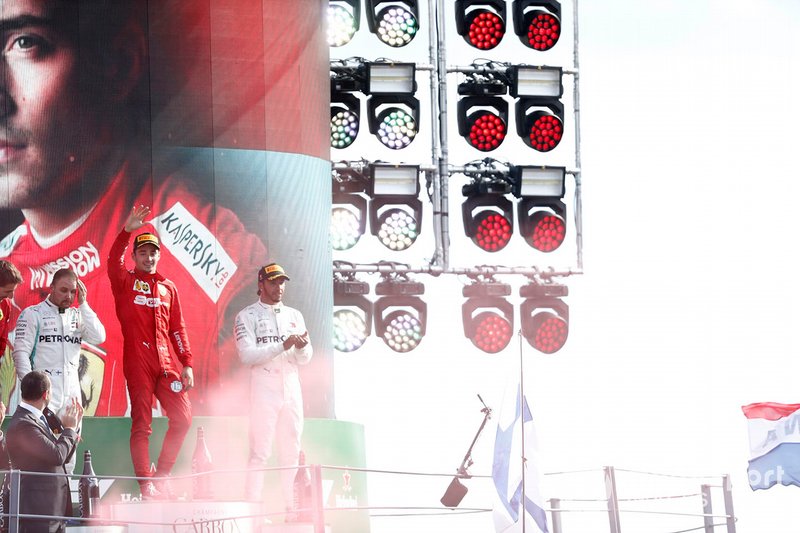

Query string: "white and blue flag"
[492, 385, 549, 533]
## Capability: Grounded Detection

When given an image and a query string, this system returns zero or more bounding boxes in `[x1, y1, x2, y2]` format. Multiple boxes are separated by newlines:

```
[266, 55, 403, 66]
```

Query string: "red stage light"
[527, 111, 563, 152]
[526, 11, 560, 51]
[467, 11, 505, 50]
[525, 211, 565, 252]
[467, 112, 506, 151]
[529, 312, 567, 353]
[472, 312, 512, 353]
[473, 211, 512, 252]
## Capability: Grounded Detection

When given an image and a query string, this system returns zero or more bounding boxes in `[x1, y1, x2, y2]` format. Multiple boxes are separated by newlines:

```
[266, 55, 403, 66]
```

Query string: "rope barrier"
[614, 468, 726, 480]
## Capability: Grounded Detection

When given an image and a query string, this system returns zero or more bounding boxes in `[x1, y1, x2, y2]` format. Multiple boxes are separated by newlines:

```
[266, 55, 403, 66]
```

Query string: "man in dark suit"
[6, 371, 83, 533]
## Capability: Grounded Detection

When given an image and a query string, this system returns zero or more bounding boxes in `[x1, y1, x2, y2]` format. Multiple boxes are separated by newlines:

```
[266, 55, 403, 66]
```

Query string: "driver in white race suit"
[234, 263, 312, 516]
[12, 268, 106, 474]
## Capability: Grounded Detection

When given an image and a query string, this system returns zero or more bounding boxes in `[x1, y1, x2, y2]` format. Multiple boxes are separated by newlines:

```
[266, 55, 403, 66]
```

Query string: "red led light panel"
[467, 11, 505, 50]
[527, 112, 563, 152]
[473, 211, 512, 252]
[532, 313, 567, 353]
[468, 112, 506, 151]
[527, 211, 565, 252]
[472, 312, 512, 353]
[527, 12, 560, 51]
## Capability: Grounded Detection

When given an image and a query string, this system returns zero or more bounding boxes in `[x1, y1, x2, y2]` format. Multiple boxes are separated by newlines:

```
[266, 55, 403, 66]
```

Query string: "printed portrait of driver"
[0, 0, 266, 415]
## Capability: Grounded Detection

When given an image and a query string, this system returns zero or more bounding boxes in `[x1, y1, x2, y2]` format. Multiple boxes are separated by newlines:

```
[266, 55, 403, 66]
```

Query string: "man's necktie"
[39, 415, 51, 434]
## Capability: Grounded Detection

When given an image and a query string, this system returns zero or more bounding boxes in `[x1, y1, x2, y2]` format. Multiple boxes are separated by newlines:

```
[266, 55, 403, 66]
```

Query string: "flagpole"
[519, 330, 526, 533]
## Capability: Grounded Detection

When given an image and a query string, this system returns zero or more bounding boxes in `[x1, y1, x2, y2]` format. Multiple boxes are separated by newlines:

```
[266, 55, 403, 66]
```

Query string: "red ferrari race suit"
[0, 165, 266, 416]
[108, 228, 194, 480]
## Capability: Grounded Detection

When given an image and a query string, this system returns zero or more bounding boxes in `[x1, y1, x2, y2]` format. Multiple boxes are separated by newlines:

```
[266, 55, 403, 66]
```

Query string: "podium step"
[105, 500, 266, 532]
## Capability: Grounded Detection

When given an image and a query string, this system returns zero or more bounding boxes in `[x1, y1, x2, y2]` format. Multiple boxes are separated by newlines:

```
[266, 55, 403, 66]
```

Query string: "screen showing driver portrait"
[0, 0, 332, 417]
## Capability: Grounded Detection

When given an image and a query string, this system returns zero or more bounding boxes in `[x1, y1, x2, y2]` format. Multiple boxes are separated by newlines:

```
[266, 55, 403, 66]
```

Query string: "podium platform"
[103, 501, 330, 533]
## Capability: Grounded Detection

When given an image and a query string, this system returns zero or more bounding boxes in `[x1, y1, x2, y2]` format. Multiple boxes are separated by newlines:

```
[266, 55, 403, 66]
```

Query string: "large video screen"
[0, 0, 332, 417]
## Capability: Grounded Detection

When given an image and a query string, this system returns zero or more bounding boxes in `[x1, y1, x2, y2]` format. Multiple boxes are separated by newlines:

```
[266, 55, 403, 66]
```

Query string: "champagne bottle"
[292, 450, 312, 522]
[79, 450, 100, 519]
[191, 426, 213, 499]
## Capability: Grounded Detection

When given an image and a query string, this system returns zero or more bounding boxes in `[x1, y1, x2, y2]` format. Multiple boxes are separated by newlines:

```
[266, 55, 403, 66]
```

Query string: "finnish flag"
[492, 386, 549, 533]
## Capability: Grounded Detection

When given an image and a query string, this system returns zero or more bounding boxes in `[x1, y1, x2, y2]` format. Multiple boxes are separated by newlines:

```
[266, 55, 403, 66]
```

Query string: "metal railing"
[0, 464, 737, 532]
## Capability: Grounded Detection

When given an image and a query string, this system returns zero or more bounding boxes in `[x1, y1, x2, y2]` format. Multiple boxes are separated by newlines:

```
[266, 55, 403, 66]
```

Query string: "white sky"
[332, 1, 800, 532]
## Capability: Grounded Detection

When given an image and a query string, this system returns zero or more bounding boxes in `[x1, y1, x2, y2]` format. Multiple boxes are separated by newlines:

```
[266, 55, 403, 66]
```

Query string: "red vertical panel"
[261, 0, 330, 159]
[209, 0, 268, 149]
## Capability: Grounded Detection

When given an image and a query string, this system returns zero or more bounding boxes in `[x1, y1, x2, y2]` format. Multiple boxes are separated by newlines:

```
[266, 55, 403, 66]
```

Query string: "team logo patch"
[170, 380, 183, 393]
[158, 285, 167, 296]
[133, 280, 151, 294]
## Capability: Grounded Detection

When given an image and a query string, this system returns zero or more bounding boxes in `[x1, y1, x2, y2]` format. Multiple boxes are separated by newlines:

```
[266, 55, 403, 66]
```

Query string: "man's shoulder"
[7, 407, 35, 430]
[235, 301, 262, 318]
[236, 301, 265, 320]
[18, 300, 48, 319]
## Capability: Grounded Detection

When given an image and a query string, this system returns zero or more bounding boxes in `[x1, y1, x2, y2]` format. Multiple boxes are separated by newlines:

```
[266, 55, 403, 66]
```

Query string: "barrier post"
[701, 484, 713, 533]
[9, 469, 20, 533]
[603, 466, 621, 533]
[549, 498, 562, 533]
[311, 464, 325, 533]
[722, 474, 736, 533]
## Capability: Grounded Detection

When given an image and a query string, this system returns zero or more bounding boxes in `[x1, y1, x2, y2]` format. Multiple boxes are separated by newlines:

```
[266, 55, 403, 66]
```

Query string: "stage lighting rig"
[457, 71, 509, 152]
[512, 0, 561, 51]
[330, 59, 367, 150]
[364, 62, 417, 95]
[506, 65, 563, 98]
[506, 65, 564, 151]
[331, 92, 361, 150]
[328, 0, 361, 47]
[332, 165, 370, 251]
[374, 271, 426, 353]
[520, 280, 569, 354]
[369, 163, 423, 251]
[333, 269, 373, 353]
[515, 97, 563, 152]
[461, 158, 514, 252]
[462, 276, 513, 354]
[510, 165, 567, 252]
[364, 63, 419, 149]
[454, 0, 507, 50]
[365, 1, 420, 48]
